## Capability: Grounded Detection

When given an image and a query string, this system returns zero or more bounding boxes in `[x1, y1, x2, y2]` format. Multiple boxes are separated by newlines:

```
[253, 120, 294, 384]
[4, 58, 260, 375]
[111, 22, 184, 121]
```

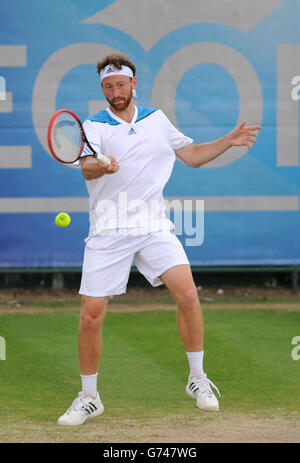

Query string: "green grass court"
[0, 296, 299, 442]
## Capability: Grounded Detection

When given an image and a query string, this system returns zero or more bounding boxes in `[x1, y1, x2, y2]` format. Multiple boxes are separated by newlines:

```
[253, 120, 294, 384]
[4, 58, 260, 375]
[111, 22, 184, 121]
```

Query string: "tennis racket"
[47, 109, 111, 165]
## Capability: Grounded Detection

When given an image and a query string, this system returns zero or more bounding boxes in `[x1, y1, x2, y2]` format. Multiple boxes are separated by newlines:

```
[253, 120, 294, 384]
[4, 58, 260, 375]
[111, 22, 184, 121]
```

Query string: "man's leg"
[160, 264, 220, 411]
[159, 264, 203, 353]
[57, 295, 108, 426]
[78, 295, 109, 375]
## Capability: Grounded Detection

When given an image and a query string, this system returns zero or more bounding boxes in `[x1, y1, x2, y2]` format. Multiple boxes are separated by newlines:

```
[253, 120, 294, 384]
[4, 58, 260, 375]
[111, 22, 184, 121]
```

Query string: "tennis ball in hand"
[55, 212, 71, 227]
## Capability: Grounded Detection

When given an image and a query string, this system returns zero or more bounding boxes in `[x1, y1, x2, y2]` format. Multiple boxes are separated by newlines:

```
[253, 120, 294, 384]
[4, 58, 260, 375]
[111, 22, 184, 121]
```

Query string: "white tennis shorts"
[79, 230, 189, 297]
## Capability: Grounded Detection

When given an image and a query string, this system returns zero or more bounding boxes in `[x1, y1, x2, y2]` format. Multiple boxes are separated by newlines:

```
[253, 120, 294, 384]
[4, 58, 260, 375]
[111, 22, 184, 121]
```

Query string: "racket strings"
[51, 112, 83, 163]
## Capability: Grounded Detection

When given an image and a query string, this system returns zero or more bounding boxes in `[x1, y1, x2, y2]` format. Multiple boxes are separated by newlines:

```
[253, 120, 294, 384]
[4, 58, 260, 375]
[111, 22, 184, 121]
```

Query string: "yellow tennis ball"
[55, 212, 71, 227]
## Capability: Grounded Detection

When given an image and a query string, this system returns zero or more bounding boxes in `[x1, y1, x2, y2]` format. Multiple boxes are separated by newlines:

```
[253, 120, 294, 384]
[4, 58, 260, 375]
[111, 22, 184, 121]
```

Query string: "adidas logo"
[128, 127, 136, 135]
[106, 66, 114, 73]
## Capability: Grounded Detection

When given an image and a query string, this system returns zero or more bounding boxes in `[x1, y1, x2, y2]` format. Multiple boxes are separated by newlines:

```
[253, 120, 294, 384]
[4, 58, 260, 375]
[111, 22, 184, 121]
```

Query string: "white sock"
[81, 373, 98, 399]
[186, 351, 204, 378]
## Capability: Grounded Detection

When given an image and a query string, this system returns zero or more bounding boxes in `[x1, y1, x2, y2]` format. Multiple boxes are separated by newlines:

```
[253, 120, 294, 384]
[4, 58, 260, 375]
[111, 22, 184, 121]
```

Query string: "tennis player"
[57, 53, 261, 425]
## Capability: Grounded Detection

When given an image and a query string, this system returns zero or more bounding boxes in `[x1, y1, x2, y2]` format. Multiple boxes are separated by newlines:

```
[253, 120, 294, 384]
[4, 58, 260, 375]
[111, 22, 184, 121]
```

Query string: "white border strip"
[0, 197, 89, 213]
[166, 196, 299, 211]
[0, 196, 298, 213]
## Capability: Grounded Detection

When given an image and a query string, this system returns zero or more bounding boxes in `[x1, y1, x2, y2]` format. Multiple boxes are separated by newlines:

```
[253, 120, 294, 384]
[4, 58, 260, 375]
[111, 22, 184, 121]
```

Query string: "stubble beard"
[107, 91, 133, 112]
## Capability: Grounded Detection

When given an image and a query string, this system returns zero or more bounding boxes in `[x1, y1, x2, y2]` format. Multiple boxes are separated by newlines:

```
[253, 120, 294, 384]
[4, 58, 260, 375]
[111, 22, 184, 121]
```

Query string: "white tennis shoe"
[186, 374, 221, 411]
[57, 391, 104, 426]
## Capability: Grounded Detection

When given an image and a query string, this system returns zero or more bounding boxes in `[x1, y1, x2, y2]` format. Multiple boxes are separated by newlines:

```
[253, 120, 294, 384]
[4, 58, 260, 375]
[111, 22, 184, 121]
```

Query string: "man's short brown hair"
[97, 53, 136, 76]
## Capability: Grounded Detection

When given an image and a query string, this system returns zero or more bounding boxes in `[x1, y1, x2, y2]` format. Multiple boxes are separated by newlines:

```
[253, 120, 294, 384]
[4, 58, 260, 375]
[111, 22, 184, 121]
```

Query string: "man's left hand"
[229, 120, 261, 149]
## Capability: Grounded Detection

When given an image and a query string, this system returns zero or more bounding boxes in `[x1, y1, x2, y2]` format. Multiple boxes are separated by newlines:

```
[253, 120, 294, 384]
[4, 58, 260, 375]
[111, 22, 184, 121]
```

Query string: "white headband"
[100, 64, 133, 81]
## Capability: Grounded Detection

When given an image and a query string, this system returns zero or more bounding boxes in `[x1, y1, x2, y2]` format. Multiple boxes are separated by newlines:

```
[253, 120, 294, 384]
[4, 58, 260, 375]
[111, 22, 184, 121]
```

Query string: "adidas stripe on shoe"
[57, 391, 104, 426]
[186, 374, 221, 411]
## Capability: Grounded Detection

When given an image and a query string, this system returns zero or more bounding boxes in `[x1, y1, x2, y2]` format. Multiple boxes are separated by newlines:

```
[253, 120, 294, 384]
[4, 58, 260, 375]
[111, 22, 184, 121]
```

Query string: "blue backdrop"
[0, 0, 299, 268]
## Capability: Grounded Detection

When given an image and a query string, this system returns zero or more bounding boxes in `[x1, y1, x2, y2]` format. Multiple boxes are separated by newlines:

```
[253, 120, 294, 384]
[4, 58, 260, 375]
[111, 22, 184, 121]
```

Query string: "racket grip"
[96, 153, 111, 165]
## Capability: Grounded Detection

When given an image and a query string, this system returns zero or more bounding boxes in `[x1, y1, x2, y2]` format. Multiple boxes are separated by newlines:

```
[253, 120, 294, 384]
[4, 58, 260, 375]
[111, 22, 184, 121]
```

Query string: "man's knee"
[175, 286, 200, 309]
[79, 312, 101, 332]
[79, 296, 108, 332]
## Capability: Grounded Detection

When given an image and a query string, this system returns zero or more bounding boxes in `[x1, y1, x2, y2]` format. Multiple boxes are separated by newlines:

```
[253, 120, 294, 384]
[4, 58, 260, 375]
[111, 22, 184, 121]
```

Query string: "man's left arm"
[175, 120, 261, 168]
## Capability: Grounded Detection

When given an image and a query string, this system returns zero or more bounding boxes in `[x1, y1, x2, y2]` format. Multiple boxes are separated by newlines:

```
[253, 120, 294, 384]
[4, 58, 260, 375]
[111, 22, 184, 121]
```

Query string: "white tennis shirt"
[82, 105, 193, 236]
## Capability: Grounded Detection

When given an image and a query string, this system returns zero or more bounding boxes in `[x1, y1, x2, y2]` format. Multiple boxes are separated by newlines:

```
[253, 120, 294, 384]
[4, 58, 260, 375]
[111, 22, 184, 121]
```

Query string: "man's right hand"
[80, 155, 120, 180]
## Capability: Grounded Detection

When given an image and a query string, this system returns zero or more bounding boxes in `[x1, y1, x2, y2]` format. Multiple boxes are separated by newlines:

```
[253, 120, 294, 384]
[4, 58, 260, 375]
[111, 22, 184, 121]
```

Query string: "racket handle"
[96, 153, 111, 165]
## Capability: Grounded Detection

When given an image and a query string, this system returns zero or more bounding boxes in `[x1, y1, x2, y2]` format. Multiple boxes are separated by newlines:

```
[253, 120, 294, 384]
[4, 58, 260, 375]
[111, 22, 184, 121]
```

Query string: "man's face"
[101, 75, 137, 111]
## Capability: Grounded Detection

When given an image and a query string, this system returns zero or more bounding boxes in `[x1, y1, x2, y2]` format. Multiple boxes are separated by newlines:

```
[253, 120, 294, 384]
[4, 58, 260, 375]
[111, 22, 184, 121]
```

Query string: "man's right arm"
[80, 155, 120, 180]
